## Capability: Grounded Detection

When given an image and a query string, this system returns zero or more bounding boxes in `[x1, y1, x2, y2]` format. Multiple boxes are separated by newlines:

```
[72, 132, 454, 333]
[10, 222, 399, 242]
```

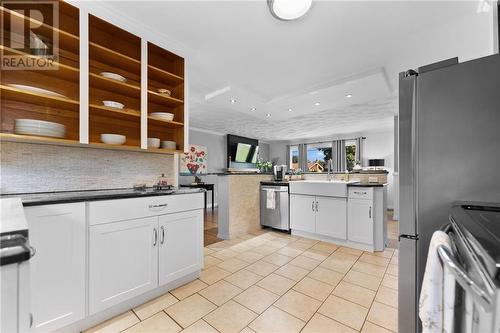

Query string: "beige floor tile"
[330, 251, 360, 262]
[203, 300, 257, 333]
[366, 302, 398, 332]
[230, 243, 255, 253]
[249, 306, 305, 333]
[372, 249, 394, 259]
[224, 269, 262, 289]
[204, 248, 215, 255]
[288, 255, 321, 270]
[393, 249, 398, 257]
[302, 313, 357, 333]
[171, 279, 208, 300]
[343, 270, 382, 291]
[351, 261, 386, 278]
[181, 320, 218, 333]
[375, 286, 398, 308]
[133, 293, 178, 320]
[207, 242, 231, 250]
[262, 253, 292, 266]
[287, 241, 314, 251]
[84, 310, 139, 333]
[257, 273, 296, 295]
[308, 266, 343, 287]
[381, 274, 398, 290]
[358, 253, 390, 267]
[386, 264, 398, 276]
[253, 245, 277, 256]
[198, 280, 243, 306]
[293, 276, 334, 301]
[362, 321, 394, 333]
[123, 312, 181, 333]
[295, 237, 319, 245]
[240, 327, 256, 333]
[217, 258, 249, 273]
[390, 256, 398, 265]
[318, 295, 368, 331]
[310, 242, 338, 254]
[203, 255, 223, 269]
[332, 281, 376, 308]
[320, 256, 355, 274]
[238, 234, 255, 240]
[337, 246, 364, 257]
[276, 246, 304, 258]
[236, 251, 265, 264]
[267, 239, 289, 249]
[274, 263, 309, 281]
[301, 249, 330, 261]
[233, 285, 280, 314]
[274, 289, 321, 322]
[199, 266, 232, 285]
[211, 249, 238, 261]
[165, 294, 217, 328]
[245, 260, 278, 277]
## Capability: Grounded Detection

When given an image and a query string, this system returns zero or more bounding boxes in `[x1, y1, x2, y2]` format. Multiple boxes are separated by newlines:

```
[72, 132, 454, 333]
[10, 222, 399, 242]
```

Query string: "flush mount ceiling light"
[250, 107, 256, 111]
[288, 108, 293, 112]
[314, 102, 321, 106]
[345, 94, 353, 98]
[268, 0, 312, 21]
[266, 113, 271, 117]
[230, 98, 237, 104]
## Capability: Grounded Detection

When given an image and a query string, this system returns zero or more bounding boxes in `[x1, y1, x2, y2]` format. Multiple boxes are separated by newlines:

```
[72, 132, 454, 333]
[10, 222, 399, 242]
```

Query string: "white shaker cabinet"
[347, 197, 374, 244]
[88, 216, 158, 314]
[24, 203, 86, 333]
[289, 194, 316, 233]
[159, 210, 203, 285]
[316, 196, 347, 240]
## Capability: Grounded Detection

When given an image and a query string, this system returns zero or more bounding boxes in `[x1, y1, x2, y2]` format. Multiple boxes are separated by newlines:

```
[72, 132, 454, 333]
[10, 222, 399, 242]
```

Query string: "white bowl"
[150, 112, 174, 121]
[100, 134, 126, 145]
[14, 119, 66, 138]
[103, 101, 124, 109]
[157, 88, 171, 96]
[100, 72, 126, 82]
[161, 141, 176, 149]
[148, 138, 160, 148]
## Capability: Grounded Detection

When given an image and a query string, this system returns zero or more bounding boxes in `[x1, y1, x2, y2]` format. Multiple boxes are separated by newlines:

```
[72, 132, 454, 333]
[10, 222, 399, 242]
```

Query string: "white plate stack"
[150, 112, 174, 121]
[14, 119, 66, 138]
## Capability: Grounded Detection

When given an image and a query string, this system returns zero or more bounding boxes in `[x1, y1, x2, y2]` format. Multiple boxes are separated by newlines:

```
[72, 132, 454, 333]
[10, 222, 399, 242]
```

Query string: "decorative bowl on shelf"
[150, 112, 174, 121]
[14, 119, 66, 138]
[100, 134, 126, 145]
[161, 140, 176, 150]
[157, 88, 171, 96]
[100, 72, 127, 82]
[147, 138, 161, 148]
[102, 101, 125, 109]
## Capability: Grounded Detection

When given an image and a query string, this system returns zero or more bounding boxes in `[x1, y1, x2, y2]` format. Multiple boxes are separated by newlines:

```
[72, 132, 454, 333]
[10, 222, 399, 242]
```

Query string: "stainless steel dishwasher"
[260, 182, 289, 231]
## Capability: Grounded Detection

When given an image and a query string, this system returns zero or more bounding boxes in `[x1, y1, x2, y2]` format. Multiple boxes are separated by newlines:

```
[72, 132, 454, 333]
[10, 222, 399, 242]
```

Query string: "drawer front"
[348, 187, 373, 200]
[89, 193, 204, 225]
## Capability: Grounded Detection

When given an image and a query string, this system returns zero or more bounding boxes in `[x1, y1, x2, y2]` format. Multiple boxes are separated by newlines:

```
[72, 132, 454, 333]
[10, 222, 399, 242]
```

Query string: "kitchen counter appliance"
[398, 53, 500, 332]
[273, 165, 287, 181]
[260, 182, 289, 231]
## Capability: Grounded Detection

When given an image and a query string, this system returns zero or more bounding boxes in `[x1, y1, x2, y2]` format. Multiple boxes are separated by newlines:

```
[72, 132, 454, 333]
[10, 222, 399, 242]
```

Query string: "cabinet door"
[347, 199, 374, 244]
[290, 194, 316, 233]
[159, 210, 203, 285]
[316, 197, 347, 240]
[24, 203, 86, 332]
[89, 216, 158, 314]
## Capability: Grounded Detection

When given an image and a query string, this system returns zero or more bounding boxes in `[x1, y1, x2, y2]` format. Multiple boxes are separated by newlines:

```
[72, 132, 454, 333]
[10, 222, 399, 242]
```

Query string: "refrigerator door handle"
[399, 234, 419, 241]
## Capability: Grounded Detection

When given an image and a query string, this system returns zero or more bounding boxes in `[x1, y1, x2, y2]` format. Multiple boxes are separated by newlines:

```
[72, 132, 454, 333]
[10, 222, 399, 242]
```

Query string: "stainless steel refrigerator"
[398, 53, 500, 332]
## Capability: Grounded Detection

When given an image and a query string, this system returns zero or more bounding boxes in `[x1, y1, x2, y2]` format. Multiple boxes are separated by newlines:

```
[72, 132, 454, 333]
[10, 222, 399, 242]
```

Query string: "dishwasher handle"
[261, 187, 288, 193]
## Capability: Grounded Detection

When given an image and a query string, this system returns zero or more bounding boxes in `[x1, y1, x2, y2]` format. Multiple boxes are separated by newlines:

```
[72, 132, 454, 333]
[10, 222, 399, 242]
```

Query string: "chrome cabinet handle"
[369, 206, 372, 219]
[312, 201, 315, 212]
[354, 191, 367, 195]
[29, 313, 33, 328]
[153, 228, 158, 246]
[149, 203, 168, 209]
[315, 201, 318, 212]
[29, 246, 36, 258]
[160, 226, 165, 244]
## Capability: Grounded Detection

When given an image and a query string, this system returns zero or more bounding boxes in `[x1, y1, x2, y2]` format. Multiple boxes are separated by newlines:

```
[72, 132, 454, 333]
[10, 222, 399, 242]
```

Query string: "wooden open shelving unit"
[0, 1, 186, 155]
[147, 42, 185, 152]
[0, 1, 80, 142]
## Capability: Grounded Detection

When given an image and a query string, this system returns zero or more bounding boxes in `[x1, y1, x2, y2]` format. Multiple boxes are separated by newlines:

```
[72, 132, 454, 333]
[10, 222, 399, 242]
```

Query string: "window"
[306, 142, 332, 173]
[289, 145, 299, 170]
[345, 140, 357, 171]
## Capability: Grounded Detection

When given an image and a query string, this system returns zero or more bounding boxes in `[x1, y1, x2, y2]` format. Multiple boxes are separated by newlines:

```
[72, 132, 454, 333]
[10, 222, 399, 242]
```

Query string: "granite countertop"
[0, 187, 206, 206]
[347, 182, 387, 187]
[260, 181, 289, 186]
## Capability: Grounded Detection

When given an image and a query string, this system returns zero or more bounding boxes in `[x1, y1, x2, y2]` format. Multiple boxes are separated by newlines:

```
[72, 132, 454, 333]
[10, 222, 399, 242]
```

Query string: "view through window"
[306, 143, 332, 173]
[289, 145, 299, 170]
[345, 140, 357, 171]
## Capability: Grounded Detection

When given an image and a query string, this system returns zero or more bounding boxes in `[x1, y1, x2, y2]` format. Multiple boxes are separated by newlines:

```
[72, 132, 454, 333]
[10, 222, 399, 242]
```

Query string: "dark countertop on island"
[347, 182, 387, 187]
[1, 187, 206, 206]
[260, 181, 289, 186]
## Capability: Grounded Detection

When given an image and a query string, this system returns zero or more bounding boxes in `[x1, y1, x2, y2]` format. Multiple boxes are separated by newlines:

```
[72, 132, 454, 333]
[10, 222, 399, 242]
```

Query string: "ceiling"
[103, 0, 494, 141]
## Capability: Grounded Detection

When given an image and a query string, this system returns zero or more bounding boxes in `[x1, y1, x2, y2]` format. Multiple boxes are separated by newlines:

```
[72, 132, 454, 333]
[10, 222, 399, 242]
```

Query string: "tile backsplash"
[0, 142, 177, 194]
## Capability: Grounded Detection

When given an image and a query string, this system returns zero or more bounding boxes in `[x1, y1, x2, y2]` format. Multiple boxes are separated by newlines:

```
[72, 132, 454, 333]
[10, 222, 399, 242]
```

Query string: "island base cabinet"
[316, 197, 347, 240]
[24, 203, 86, 333]
[159, 210, 203, 285]
[347, 199, 374, 245]
[89, 217, 159, 315]
[290, 194, 316, 233]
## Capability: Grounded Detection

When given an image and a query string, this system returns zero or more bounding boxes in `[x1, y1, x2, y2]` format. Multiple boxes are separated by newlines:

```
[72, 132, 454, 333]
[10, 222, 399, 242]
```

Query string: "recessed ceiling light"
[266, 113, 271, 117]
[314, 102, 321, 106]
[230, 98, 237, 104]
[268, 0, 312, 21]
[288, 108, 293, 112]
[250, 107, 256, 111]
[345, 94, 353, 98]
